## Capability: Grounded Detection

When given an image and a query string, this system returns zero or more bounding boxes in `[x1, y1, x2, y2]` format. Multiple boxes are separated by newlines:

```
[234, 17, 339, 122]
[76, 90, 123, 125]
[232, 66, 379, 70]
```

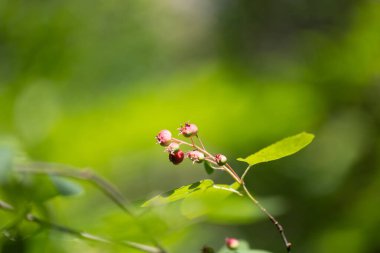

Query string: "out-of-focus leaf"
[142, 180, 240, 207]
[237, 132, 314, 166]
[217, 240, 272, 253]
[51, 176, 83, 196]
[203, 161, 214, 175]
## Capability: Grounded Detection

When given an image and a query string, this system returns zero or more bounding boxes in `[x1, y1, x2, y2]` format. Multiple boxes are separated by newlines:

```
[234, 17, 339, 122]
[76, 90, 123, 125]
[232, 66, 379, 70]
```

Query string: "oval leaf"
[142, 180, 241, 208]
[237, 132, 314, 166]
[142, 180, 214, 207]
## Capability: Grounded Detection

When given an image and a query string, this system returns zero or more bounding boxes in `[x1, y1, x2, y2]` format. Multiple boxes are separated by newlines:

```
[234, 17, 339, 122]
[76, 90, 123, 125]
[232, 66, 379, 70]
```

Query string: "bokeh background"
[1, 0, 380, 252]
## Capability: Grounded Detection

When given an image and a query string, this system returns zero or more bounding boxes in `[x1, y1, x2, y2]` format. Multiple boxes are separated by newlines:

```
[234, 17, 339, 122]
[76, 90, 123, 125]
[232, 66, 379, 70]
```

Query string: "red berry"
[169, 150, 184, 165]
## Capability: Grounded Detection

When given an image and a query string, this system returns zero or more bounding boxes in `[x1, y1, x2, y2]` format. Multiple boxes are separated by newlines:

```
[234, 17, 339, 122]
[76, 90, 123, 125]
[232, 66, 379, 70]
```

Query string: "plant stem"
[0, 199, 165, 253]
[14, 163, 167, 253]
[172, 138, 213, 158]
[196, 135, 206, 150]
[241, 184, 292, 252]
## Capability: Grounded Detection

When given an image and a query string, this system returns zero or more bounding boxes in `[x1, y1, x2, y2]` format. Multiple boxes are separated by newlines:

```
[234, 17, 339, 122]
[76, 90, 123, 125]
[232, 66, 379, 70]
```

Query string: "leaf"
[51, 176, 84, 196]
[180, 183, 242, 219]
[237, 132, 314, 166]
[142, 180, 241, 207]
[203, 161, 214, 175]
[142, 180, 214, 207]
[217, 240, 272, 253]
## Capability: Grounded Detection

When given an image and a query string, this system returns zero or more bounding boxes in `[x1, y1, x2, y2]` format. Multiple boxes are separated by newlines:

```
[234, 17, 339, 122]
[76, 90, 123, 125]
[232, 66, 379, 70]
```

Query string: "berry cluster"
[155, 123, 228, 168]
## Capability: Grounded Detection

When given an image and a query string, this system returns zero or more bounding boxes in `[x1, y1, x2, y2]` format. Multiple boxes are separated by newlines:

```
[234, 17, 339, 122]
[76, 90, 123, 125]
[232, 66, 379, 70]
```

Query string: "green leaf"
[203, 161, 214, 175]
[51, 176, 84, 196]
[142, 180, 241, 207]
[180, 183, 242, 219]
[237, 132, 314, 166]
[217, 240, 272, 253]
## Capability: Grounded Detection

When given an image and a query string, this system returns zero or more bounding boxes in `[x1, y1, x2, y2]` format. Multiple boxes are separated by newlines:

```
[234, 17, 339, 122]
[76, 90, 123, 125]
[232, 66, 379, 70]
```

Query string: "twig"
[0, 199, 165, 253]
[13, 162, 167, 253]
[15, 163, 132, 214]
[241, 184, 292, 252]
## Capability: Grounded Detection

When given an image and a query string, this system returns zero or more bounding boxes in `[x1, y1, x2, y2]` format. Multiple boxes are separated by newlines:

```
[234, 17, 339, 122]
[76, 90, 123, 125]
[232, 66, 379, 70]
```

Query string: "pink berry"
[225, 238, 239, 250]
[156, 130, 172, 146]
[215, 154, 227, 166]
[179, 123, 198, 137]
[166, 142, 180, 154]
[169, 150, 184, 165]
[187, 150, 205, 163]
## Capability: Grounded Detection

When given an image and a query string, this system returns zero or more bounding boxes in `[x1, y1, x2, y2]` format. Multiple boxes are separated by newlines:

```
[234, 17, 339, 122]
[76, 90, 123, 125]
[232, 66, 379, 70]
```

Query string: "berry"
[215, 154, 227, 166]
[169, 150, 184, 165]
[179, 123, 198, 137]
[166, 142, 180, 154]
[187, 150, 205, 163]
[225, 238, 239, 250]
[156, 130, 172, 146]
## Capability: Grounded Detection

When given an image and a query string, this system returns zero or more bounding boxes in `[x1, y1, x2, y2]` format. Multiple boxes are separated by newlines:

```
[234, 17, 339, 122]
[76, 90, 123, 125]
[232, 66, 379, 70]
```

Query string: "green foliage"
[142, 180, 240, 208]
[237, 132, 314, 166]
[0, 147, 12, 185]
[50, 176, 83, 196]
[203, 161, 215, 175]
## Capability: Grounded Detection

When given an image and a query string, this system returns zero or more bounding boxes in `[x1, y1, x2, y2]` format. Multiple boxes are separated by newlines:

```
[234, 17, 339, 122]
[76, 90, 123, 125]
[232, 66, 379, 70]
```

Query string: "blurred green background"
[1, 0, 380, 252]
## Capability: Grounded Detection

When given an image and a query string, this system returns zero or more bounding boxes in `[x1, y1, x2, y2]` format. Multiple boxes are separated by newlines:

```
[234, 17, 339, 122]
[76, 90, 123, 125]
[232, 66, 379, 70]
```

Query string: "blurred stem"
[0, 199, 165, 253]
[14, 163, 167, 253]
[15, 163, 132, 214]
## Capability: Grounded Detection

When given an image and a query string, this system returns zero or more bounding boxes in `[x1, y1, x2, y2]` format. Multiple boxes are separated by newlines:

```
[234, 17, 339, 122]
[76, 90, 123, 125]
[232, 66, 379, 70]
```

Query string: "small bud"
[166, 142, 180, 154]
[169, 150, 184, 165]
[187, 150, 205, 163]
[179, 123, 198, 137]
[225, 238, 239, 250]
[215, 154, 227, 166]
[156, 130, 172, 146]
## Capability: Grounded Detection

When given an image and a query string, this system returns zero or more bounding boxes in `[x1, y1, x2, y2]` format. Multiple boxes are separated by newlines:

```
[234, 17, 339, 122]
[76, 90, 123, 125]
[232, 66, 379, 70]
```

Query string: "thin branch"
[13, 162, 167, 253]
[0, 200, 165, 253]
[196, 135, 206, 151]
[241, 184, 292, 252]
[15, 163, 132, 214]
[241, 165, 251, 181]
[172, 138, 213, 158]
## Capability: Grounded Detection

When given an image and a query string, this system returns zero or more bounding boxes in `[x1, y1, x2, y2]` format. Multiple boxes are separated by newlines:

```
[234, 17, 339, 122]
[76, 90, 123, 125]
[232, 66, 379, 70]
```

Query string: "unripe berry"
[169, 150, 184, 165]
[156, 130, 172, 146]
[215, 154, 227, 166]
[166, 142, 180, 154]
[179, 123, 198, 137]
[187, 150, 205, 163]
[225, 238, 239, 250]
